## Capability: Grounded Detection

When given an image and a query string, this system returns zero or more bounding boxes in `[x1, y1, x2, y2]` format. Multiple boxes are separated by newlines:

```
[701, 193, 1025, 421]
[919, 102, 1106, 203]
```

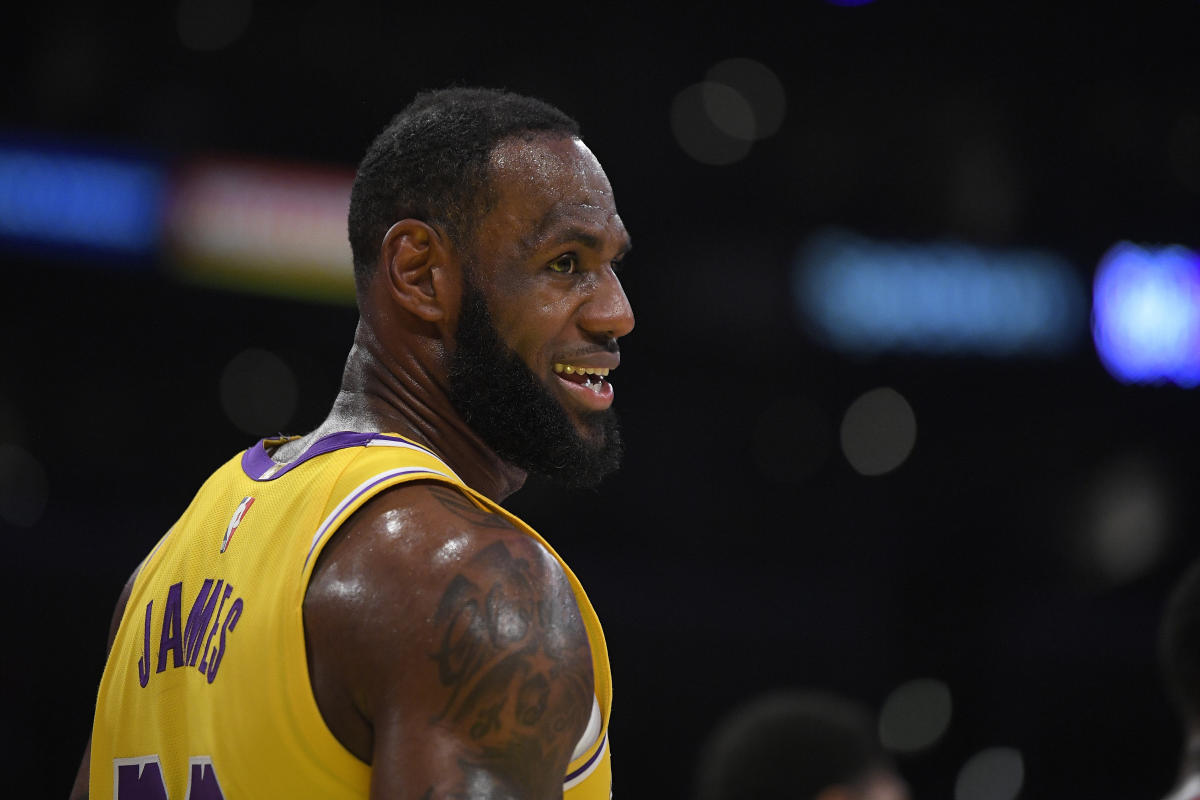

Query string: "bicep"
[377, 539, 592, 799]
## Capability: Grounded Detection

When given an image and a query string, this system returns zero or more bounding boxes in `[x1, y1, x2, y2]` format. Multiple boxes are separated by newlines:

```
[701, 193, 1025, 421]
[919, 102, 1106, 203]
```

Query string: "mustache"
[559, 338, 620, 359]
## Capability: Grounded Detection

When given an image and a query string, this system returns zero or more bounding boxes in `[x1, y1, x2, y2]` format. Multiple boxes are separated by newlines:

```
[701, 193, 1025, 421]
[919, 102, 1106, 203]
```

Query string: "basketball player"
[693, 689, 910, 800]
[70, 87, 633, 799]
[1159, 559, 1200, 800]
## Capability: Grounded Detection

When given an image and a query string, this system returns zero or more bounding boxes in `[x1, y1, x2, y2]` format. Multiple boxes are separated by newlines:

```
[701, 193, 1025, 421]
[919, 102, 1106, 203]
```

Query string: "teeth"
[554, 364, 610, 377]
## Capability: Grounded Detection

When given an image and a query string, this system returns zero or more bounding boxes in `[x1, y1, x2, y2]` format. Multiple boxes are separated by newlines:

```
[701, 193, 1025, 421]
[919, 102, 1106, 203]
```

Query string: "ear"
[379, 219, 457, 322]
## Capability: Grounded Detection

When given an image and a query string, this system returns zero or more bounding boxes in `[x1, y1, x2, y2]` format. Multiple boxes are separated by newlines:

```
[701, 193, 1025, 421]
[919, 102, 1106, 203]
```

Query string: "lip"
[552, 354, 619, 412]
[555, 370, 615, 411]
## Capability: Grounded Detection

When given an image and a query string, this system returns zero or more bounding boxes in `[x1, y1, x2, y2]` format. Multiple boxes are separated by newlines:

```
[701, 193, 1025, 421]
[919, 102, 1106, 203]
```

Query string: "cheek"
[503, 320, 558, 371]
[491, 295, 575, 365]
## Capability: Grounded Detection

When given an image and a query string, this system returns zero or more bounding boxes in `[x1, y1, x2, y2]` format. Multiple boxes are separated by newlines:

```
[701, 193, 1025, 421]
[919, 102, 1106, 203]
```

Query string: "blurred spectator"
[1159, 559, 1200, 800]
[693, 689, 910, 800]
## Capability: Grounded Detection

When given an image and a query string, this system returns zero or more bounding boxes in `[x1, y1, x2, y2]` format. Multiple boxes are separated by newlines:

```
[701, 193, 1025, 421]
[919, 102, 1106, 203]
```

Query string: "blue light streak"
[0, 140, 165, 258]
[792, 228, 1087, 356]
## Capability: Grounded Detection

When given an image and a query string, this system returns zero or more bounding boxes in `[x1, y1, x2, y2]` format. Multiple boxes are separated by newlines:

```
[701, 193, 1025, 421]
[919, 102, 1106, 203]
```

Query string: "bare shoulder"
[305, 481, 579, 632]
[304, 481, 594, 798]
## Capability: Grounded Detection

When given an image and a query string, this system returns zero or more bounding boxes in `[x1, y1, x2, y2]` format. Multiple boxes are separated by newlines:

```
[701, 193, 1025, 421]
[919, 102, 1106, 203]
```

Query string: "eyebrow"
[568, 227, 633, 257]
[523, 222, 633, 260]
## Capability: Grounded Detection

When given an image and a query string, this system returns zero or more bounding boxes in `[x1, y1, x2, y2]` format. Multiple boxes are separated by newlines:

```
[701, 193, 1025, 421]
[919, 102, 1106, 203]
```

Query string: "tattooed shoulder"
[424, 530, 593, 797]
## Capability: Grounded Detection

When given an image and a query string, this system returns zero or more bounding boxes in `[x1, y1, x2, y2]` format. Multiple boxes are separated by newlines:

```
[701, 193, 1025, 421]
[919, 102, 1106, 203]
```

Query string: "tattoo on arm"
[428, 539, 592, 797]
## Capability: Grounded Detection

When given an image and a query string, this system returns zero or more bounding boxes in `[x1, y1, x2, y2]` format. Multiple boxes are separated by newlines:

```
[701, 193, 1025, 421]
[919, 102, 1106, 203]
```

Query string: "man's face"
[447, 134, 635, 488]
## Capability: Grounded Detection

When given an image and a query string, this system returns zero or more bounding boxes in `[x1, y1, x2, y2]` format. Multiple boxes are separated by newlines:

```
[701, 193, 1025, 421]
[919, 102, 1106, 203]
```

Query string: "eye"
[547, 254, 578, 274]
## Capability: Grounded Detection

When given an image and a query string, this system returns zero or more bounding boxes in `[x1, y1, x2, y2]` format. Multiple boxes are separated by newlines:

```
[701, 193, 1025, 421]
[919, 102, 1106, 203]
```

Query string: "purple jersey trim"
[564, 732, 607, 784]
[240, 431, 439, 481]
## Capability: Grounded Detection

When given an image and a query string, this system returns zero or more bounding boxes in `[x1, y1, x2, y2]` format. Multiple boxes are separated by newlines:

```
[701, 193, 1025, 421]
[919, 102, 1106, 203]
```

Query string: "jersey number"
[114, 755, 224, 799]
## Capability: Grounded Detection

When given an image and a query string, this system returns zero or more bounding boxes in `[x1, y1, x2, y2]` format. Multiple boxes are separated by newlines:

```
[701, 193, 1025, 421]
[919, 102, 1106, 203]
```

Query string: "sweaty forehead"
[482, 134, 626, 250]
[488, 135, 617, 214]
[490, 134, 606, 188]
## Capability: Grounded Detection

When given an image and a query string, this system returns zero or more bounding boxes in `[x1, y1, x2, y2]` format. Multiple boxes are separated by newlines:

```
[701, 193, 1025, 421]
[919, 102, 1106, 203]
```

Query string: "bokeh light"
[165, 158, 355, 303]
[1074, 455, 1173, 585]
[1092, 241, 1200, 387]
[794, 228, 1086, 356]
[954, 747, 1025, 800]
[219, 347, 298, 436]
[672, 58, 787, 166]
[671, 82, 753, 166]
[839, 387, 917, 476]
[705, 58, 787, 140]
[878, 678, 953, 754]
[0, 142, 165, 256]
[700, 82, 757, 142]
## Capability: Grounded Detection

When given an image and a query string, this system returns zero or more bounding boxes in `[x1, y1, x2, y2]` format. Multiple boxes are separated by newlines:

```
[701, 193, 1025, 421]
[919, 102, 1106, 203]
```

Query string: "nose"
[580, 267, 635, 340]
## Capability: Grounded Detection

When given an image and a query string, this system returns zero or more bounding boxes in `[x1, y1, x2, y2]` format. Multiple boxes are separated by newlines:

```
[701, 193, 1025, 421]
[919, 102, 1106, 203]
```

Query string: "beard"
[447, 278, 623, 489]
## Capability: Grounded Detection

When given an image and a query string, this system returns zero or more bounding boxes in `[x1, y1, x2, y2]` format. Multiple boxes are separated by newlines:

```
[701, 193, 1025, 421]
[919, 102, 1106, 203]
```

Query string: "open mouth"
[553, 363, 611, 396]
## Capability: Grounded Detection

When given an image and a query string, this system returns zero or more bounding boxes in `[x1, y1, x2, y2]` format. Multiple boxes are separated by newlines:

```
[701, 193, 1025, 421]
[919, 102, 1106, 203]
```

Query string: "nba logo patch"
[221, 496, 255, 553]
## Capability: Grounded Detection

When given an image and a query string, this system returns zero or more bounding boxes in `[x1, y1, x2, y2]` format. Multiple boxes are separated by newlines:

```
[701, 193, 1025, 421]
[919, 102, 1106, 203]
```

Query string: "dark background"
[5, 2, 1200, 797]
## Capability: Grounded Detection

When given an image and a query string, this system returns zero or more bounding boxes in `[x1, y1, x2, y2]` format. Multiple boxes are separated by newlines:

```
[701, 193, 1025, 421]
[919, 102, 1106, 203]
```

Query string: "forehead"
[479, 134, 627, 252]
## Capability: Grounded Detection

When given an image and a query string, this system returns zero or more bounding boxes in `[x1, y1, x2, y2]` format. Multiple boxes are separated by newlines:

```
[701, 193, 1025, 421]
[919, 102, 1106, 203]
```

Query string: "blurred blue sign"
[0, 136, 165, 260]
[792, 228, 1087, 356]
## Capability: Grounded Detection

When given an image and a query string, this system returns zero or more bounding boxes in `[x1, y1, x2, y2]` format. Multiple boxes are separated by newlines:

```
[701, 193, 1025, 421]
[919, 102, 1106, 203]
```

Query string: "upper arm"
[304, 483, 594, 800]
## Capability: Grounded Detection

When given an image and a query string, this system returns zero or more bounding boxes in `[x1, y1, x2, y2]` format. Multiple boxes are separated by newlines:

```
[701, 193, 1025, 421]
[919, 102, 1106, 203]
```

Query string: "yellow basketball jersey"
[90, 431, 612, 799]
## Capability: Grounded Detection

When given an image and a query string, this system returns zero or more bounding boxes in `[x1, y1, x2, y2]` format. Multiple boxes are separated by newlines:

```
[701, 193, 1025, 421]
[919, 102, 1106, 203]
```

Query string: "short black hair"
[347, 86, 581, 291]
[1160, 559, 1200, 723]
[694, 690, 893, 800]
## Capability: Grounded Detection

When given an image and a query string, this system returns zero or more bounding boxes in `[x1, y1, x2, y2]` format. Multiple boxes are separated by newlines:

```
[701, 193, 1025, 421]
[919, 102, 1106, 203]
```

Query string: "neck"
[292, 318, 527, 503]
